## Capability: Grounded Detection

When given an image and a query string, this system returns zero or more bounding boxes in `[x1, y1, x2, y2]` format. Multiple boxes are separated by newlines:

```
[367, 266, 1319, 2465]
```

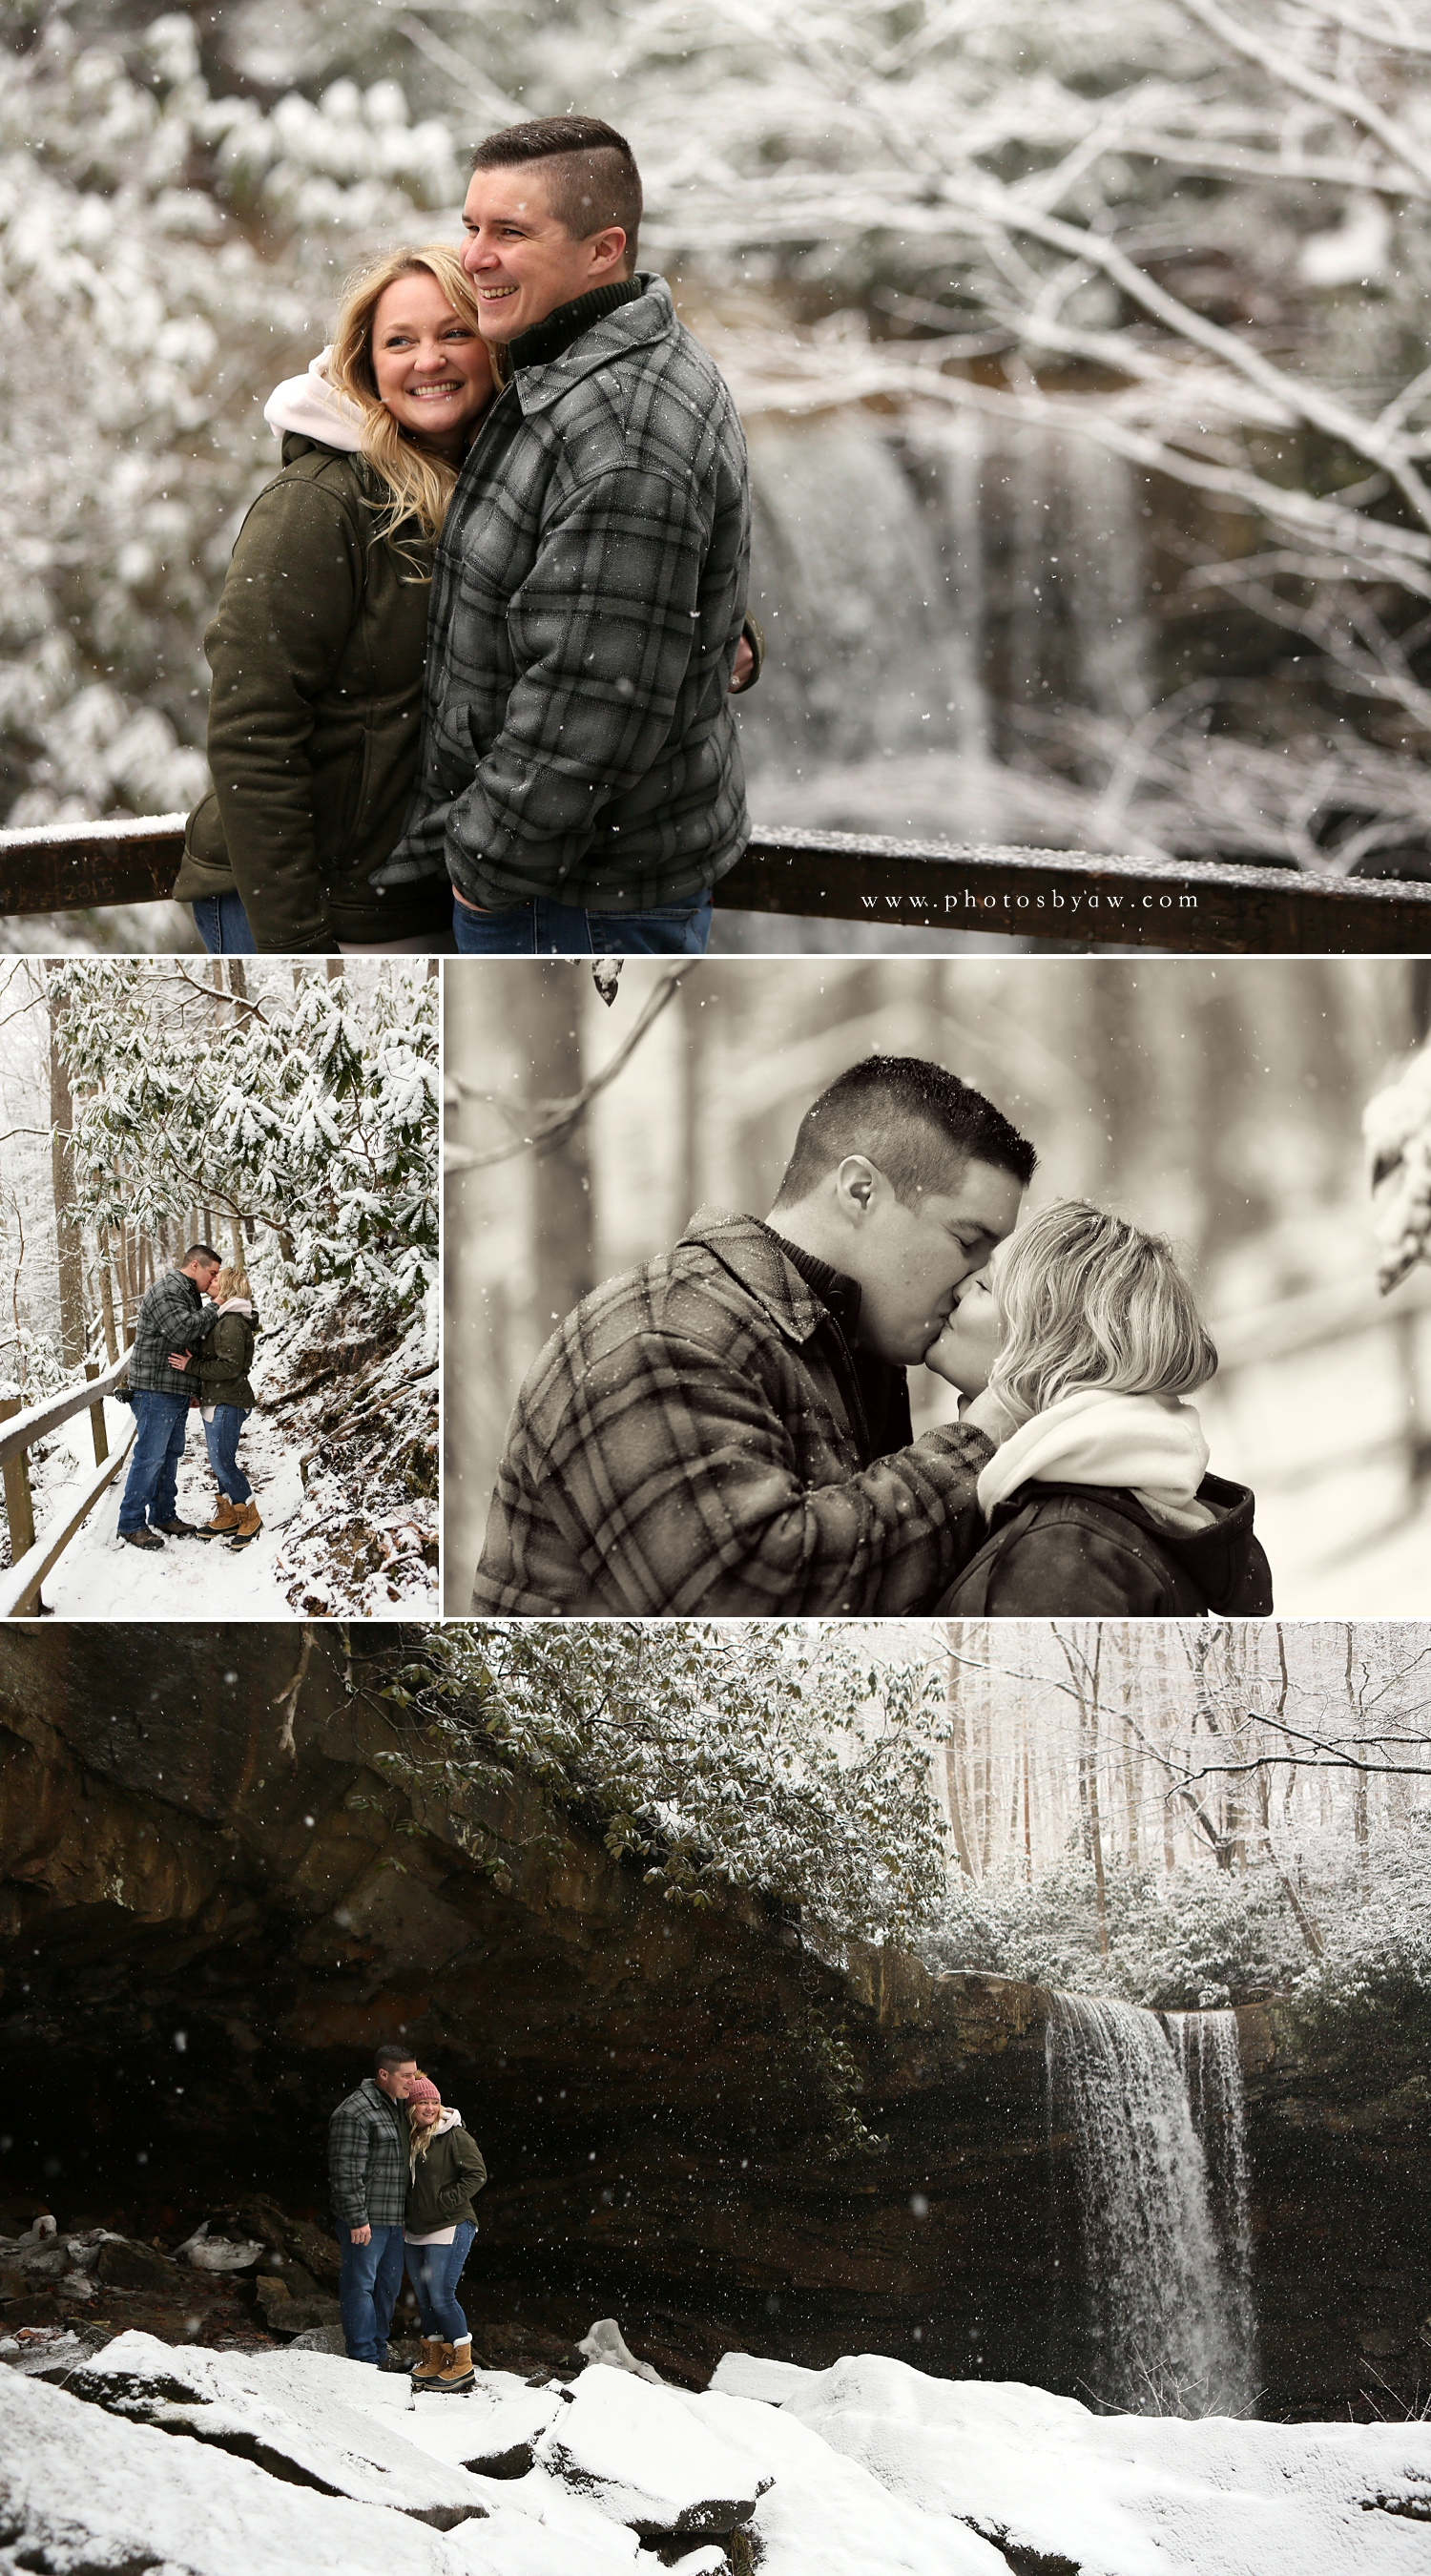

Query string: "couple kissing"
[471, 1055, 1273, 1621]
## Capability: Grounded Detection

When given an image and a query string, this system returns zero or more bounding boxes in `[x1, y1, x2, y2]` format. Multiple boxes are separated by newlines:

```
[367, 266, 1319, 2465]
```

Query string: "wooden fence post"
[0, 1396, 36, 1567]
[85, 1361, 109, 1465]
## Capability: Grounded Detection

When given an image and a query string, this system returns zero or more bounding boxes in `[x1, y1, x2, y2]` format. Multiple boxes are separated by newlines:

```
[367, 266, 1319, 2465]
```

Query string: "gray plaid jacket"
[376, 277, 751, 912]
[127, 1271, 215, 1396]
[328, 2078, 408, 2229]
[471, 1212, 995, 1617]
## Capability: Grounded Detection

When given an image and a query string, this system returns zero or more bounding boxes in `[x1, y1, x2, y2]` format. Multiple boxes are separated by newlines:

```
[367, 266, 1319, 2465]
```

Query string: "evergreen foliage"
[51, 960, 437, 1321]
[384, 1622, 951, 1945]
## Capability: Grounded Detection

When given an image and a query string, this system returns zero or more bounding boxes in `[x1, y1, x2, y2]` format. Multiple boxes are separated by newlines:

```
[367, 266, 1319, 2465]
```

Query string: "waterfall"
[1168, 2008, 1258, 2394]
[1047, 1996, 1259, 2419]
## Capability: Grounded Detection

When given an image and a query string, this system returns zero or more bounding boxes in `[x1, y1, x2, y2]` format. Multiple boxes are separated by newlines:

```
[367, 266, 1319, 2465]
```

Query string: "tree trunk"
[46, 970, 86, 1370]
[522, 966, 597, 1327]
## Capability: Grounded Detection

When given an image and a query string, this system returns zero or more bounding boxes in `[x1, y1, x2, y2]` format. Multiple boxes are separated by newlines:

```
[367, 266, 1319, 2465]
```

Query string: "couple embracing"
[473, 1055, 1274, 1619]
[328, 2046, 487, 2389]
[175, 115, 756, 956]
[117, 1244, 262, 1553]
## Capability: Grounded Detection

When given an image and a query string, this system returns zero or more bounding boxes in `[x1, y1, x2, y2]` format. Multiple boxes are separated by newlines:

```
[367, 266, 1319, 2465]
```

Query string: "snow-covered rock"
[713, 2350, 1431, 2573]
[531, 2362, 769, 2538]
[69, 2332, 492, 2525]
[6, 2331, 1430, 2576]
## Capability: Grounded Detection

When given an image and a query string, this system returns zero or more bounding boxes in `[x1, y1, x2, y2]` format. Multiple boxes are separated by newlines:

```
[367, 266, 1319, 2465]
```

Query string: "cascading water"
[1047, 1995, 1259, 2419]
[1168, 2008, 1258, 2395]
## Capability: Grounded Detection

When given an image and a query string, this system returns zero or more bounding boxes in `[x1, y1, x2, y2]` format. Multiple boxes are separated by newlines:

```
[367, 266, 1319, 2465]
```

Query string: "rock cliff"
[1, 1626, 1423, 2412]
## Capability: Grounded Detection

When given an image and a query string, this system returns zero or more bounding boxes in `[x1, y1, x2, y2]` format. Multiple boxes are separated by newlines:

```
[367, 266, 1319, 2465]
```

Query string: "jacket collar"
[512, 274, 676, 417]
[677, 1209, 836, 1347]
[508, 276, 643, 374]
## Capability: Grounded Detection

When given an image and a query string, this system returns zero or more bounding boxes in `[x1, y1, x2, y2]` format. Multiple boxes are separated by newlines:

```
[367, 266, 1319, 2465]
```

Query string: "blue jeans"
[192, 892, 258, 954]
[202, 1405, 252, 1505]
[338, 2222, 406, 2365]
[404, 2223, 475, 2343]
[117, 1391, 192, 1534]
[451, 894, 713, 954]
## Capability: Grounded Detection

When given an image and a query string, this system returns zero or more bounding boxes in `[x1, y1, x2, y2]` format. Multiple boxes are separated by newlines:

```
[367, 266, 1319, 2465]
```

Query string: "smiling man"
[471, 1057, 1036, 1616]
[377, 115, 756, 954]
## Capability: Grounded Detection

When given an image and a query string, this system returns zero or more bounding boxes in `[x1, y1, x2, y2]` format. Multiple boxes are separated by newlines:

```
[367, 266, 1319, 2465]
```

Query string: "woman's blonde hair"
[988, 1200, 1217, 1421]
[212, 1264, 251, 1302]
[328, 245, 490, 545]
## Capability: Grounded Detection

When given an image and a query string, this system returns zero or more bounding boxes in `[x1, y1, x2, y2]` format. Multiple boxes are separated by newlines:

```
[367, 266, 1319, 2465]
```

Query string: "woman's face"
[409, 2097, 443, 2129]
[923, 1260, 1002, 1394]
[371, 272, 493, 459]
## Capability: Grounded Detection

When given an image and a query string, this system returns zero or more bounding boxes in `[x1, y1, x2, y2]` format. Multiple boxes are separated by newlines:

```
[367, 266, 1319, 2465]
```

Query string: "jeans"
[338, 2222, 407, 2365]
[404, 2223, 475, 2343]
[202, 1406, 252, 1505]
[451, 893, 713, 955]
[117, 1391, 192, 1534]
[192, 892, 258, 954]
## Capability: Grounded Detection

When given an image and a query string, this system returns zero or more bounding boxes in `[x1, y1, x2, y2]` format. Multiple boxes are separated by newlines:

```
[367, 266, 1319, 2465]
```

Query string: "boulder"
[93, 2235, 177, 2292]
[535, 2364, 770, 2540]
[254, 2277, 342, 2338]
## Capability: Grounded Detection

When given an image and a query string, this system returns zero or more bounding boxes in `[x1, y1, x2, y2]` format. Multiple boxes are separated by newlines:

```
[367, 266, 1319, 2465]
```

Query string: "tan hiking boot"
[410, 2337, 445, 2385]
[429, 2337, 475, 2394]
[225, 1500, 262, 1549]
[196, 1497, 240, 1541]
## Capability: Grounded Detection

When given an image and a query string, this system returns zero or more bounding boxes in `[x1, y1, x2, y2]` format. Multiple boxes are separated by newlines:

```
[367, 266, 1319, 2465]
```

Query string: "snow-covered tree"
[385, 1621, 951, 1946]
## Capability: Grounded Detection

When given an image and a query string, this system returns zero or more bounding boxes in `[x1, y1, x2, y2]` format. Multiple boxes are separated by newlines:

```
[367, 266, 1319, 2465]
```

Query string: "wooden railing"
[0, 1352, 135, 1617]
[5, 813, 1431, 953]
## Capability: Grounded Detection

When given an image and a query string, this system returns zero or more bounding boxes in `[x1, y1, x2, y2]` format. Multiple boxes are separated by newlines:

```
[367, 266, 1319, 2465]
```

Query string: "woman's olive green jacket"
[196, 1307, 260, 1412]
[175, 435, 450, 953]
[405, 2120, 487, 2235]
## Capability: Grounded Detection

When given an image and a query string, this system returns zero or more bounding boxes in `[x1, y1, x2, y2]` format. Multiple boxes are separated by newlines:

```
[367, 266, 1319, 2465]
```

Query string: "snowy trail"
[31, 1397, 307, 1621]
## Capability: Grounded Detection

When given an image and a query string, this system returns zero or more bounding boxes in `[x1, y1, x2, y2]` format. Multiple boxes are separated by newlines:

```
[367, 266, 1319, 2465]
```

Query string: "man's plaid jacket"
[327, 2078, 408, 2230]
[375, 275, 751, 914]
[127, 1270, 215, 1396]
[471, 1212, 996, 1617]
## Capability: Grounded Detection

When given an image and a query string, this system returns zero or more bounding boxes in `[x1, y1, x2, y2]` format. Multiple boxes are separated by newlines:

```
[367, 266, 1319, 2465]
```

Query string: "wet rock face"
[1, 1627, 1425, 2414]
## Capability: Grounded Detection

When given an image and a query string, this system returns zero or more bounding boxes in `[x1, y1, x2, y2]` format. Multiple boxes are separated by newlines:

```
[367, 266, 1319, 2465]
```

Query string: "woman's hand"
[924, 1271, 1001, 1395]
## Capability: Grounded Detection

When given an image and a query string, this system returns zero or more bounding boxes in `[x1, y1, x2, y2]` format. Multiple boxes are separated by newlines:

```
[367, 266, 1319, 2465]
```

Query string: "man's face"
[848, 1158, 1025, 1366]
[184, 1260, 219, 1297]
[459, 163, 626, 343]
[376, 2060, 418, 2101]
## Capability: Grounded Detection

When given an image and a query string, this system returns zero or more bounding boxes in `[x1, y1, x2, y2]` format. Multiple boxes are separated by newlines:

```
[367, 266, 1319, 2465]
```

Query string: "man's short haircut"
[772, 1056, 1036, 1209]
[181, 1243, 221, 1269]
[374, 2042, 415, 2075]
[469, 115, 641, 264]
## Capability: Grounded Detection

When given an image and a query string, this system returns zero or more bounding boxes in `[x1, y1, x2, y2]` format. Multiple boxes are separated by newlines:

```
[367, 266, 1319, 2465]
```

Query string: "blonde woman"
[175, 246, 496, 954]
[402, 2075, 487, 2394]
[194, 1262, 262, 1548]
[925, 1202, 1273, 1618]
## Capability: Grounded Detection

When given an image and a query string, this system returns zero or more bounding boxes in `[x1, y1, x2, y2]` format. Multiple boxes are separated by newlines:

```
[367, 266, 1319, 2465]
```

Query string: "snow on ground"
[713, 2352, 1431, 2574]
[16, 1288, 439, 1620]
[4, 2331, 1428, 2576]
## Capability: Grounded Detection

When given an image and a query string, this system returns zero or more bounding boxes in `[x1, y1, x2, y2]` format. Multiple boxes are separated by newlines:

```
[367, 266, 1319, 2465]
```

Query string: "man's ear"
[588, 224, 627, 279]
[834, 1153, 878, 1217]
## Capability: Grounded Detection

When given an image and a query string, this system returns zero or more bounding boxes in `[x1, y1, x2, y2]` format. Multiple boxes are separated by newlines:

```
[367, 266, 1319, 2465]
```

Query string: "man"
[328, 2044, 417, 2368]
[115, 1243, 221, 1553]
[376, 114, 754, 955]
[472, 1056, 1036, 1616]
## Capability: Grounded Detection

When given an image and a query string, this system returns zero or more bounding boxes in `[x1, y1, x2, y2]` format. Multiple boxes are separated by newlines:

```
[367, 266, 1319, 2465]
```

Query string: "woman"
[175, 245, 495, 954]
[403, 2074, 487, 2393]
[193, 1263, 262, 1548]
[926, 1202, 1273, 1617]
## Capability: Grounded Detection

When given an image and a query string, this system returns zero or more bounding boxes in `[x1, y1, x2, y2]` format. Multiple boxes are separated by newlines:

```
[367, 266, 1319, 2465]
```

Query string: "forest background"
[444, 952, 1431, 1615]
[9, 0, 1431, 948]
[411, 1615, 1431, 2029]
[0, 954, 439, 1613]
